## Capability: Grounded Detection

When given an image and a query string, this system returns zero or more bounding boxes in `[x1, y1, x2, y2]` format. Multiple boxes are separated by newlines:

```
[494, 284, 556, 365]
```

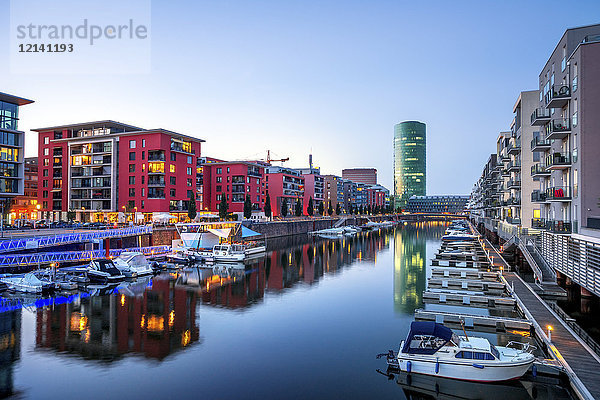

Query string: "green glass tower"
[394, 121, 426, 210]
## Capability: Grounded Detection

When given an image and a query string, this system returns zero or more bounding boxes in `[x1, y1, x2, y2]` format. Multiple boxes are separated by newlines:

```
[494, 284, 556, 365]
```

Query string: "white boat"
[113, 252, 154, 277]
[1, 273, 54, 293]
[442, 232, 478, 241]
[437, 249, 476, 257]
[213, 244, 246, 263]
[389, 322, 535, 382]
[86, 259, 126, 283]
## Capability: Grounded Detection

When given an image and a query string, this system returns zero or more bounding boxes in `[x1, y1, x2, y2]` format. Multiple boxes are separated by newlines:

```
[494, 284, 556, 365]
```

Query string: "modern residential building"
[9, 157, 38, 222]
[265, 166, 304, 217]
[0, 92, 34, 214]
[201, 160, 265, 215]
[394, 121, 426, 209]
[341, 168, 377, 185]
[323, 175, 344, 213]
[34, 121, 204, 222]
[342, 179, 357, 213]
[530, 24, 600, 236]
[407, 195, 469, 214]
[297, 167, 324, 215]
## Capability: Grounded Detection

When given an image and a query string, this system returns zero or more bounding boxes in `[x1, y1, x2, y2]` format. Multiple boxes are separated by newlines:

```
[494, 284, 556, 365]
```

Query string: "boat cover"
[401, 321, 453, 354]
[241, 226, 261, 238]
[208, 228, 231, 238]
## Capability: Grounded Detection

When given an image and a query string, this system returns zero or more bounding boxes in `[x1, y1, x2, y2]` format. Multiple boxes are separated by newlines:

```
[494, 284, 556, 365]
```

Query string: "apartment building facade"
[0, 92, 34, 208]
[34, 121, 204, 222]
[323, 175, 344, 212]
[9, 157, 38, 221]
[265, 166, 304, 217]
[297, 167, 324, 215]
[530, 25, 600, 235]
[341, 168, 377, 185]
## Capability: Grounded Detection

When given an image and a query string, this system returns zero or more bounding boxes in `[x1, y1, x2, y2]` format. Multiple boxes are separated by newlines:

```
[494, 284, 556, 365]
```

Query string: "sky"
[2, 0, 600, 195]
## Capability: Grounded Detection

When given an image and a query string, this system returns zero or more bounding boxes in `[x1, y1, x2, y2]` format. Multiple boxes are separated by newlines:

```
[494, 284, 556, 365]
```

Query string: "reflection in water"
[393, 222, 445, 314]
[36, 275, 199, 361]
[0, 309, 19, 398]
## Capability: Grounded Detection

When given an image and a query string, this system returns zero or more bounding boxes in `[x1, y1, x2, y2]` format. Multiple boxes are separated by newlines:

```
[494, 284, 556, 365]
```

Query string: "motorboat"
[86, 259, 126, 283]
[0, 272, 54, 293]
[213, 244, 246, 263]
[387, 321, 535, 382]
[442, 232, 478, 241]
[437, 249, 476, 257]
[113, 252, 154, 277]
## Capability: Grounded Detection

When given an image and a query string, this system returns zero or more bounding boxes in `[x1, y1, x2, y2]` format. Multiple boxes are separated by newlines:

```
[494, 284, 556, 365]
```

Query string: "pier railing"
[0, 226, 153, 254]
[548, 302, 600, 358]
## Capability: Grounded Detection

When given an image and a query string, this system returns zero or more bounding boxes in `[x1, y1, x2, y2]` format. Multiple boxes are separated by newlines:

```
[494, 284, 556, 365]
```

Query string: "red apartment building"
[367, 187, 386, 208]
[297, 167, 324, 215]
[9, 157, 38, 222]
[34, 121, 204, 222]
[200, 160, 265, 214]
[265, 166, 304, 217]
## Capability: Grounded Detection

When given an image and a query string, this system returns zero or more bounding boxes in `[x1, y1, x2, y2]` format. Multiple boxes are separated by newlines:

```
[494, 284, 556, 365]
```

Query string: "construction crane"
[265, 150, 289, 164]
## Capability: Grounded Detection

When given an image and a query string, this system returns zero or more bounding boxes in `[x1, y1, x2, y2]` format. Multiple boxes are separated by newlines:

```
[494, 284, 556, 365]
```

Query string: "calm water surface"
[0, 222, 572, 399]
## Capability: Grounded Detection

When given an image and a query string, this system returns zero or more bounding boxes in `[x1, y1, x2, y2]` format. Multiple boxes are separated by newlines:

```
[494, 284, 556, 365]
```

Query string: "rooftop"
[0, 92, 34, 106]
[32, 120, 142, 132]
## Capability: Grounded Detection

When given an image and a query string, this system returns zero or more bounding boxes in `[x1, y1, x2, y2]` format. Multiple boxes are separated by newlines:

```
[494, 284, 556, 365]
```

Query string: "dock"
[415, 309, 531, 331]
[483, 236, 600, 400]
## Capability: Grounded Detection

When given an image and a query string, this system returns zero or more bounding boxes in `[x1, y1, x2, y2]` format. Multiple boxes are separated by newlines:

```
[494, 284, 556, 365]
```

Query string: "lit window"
[170, 165, 176, 173]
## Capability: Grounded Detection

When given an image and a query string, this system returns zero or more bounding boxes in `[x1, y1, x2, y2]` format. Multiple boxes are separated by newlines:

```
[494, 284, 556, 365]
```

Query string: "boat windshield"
[94, 260, 120, 274]
[490, 344, 500, 359]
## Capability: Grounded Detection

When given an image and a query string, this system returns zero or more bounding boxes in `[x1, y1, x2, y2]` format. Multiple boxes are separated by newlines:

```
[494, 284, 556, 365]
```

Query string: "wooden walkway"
[483, 239, 600, 400]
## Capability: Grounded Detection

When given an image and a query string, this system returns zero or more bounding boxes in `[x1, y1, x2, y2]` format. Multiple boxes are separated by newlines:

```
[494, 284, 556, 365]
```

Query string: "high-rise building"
[341, 168, 377, 185]
[394, 121, 426, 209]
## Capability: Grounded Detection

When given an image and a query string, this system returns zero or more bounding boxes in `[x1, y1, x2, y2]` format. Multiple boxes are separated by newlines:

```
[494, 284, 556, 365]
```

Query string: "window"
[129, 152, 135, 161]
[142, 139, 146, 147]
[141, 176, 145, 184]
[455, 351, 472, 359]
[129, 188, 135, 197]
[141, 188, 145, 197]
[43, 190, 48, 198]
[170, 188, 176, 197]
[128, 200, 135, 209]
[170, 176, 176, 185]
[187, 178, 192, 186]
[187, 155, 192, 164]
[44, 148, 49, 156]
[43, 180, 48, 187]
[187, 167, 192, 175]
[216, 194, 222, 201]
[216, 168, 222, 174]
[44, 159, 50, 166]
[170, 152, 176, 161]
[187, 190, 192, 198]
[43, 201, 48, 209]
[170, 164, 176, 173]
[43, 169, 48, 177]
[44, 136, 49, 144]
[227, 167, 230, 173]
[141, 200, 145, 209]
[216, 176, 222, 183]
[216, 185, 222, 192]
[129, 176, 135, 185]
[129, 164, 135, 173]
[142, 151, 145, 160]
[129, 140, 136, 149]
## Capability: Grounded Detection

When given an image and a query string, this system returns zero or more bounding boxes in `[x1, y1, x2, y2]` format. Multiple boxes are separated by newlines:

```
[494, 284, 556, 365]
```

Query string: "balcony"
[500, 149, 510, 161]
[531, 218, 546, 229]
[531, 108, 551, 126]
[545, 84, 571, 108]
[531, 190, 547, 202]
[501, 169, 510, 177]
[506, 217, 521, 225]
[531, 137, 551, 151]
[507, 180, 521, 189]
[507, 160, 521, 172]
[545, 118, 571, 140]
[531, 163, 550, 178]
[546, 152, 571, 170]
[507, 140, 521, 155]
[546, 220, 572, 234]
[546, 186, 571, 201]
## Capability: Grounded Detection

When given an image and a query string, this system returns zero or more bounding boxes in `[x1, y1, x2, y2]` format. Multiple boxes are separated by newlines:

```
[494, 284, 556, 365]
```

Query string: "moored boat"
[86, 259, 126, 283]
[113, 252, 154, 277]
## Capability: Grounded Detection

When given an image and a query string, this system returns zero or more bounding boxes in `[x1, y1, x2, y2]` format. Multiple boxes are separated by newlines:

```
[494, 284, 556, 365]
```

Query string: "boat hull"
[396, 356, 532, 382]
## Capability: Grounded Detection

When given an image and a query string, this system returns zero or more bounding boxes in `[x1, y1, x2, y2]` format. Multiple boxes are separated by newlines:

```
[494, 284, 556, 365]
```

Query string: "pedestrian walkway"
[484, 239, 600, 400]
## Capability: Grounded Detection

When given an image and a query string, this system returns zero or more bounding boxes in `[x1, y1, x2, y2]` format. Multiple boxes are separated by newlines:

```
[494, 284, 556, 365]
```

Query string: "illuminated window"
[148, 162, 164, 173]
[170, 164, 176, 173]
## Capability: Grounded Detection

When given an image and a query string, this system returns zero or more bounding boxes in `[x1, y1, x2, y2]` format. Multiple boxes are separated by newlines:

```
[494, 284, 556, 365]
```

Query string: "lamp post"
[547, 325, 553, 342]
[134, 207, 138, 225]
[122, 205, 127, 224]
[82, 207, 86, 223]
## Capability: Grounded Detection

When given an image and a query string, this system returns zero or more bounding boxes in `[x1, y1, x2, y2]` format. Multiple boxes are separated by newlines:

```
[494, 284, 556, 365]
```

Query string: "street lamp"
[134, 207, 138, 225]
[82, 207, 86, 223]
[122, 205, 127, 223]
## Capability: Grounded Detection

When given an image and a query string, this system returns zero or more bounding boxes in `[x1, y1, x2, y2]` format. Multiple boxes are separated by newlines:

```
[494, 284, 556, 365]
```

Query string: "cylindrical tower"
[394, 121, 426, 210]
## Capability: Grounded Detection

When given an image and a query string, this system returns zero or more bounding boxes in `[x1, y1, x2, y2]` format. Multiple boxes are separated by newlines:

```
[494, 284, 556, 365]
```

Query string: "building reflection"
[393, 222, 447, 314]
[0, 309, 20, 398]
[35, 274, 199, 361]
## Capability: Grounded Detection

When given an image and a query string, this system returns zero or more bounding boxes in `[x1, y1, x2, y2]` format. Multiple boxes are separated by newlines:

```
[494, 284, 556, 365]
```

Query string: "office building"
[9, 157, 39, 222]
[341, 168, 377, 185]
[394, 121, 426, 209]
[34, 121, 204, 222]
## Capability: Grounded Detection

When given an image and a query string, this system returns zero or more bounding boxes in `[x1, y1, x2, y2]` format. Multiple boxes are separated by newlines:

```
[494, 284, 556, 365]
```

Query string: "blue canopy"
[401, 321, 454, 355]
[241, 226, 262, 238]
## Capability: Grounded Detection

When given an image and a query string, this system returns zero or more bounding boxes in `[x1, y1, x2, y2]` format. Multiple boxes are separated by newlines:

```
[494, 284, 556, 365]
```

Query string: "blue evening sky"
[2, 0, 600, 194]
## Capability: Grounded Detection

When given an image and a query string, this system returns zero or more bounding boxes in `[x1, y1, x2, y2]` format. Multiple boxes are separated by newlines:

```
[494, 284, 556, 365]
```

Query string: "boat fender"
[532, 364, 537, 377]
[435, 359, 439, 374]
[406, 360, 411, 373]
[472, 364, 485, 369]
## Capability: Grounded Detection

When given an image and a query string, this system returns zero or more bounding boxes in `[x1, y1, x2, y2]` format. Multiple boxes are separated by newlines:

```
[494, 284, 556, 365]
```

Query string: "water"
[0, 222, 572, 399]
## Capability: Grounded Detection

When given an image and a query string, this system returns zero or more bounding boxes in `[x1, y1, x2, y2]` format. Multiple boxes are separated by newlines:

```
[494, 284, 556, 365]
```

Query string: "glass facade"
[0, 101, 19, 131]
[394, 121, 426, 209]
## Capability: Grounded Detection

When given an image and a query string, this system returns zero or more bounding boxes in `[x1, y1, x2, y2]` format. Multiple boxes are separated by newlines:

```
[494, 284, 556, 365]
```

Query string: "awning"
[207, 228, 231, 238]
[199, 214, 220, 219]
[241, 226, 262, 238]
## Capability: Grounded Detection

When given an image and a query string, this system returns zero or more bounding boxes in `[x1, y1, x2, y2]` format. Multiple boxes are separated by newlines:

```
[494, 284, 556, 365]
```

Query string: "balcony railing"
[531, 190, 547, 202]
[545, 118, 571, 140]
[531, 218, 546, 229]
[544, 84, 571, 108]
[507, 160, 521, 171]
[507, 179, 521, 189]
[531, 163, 550, 177]
[531, 137, 551, 151]
[531, 108, 551, 126]
[546, 220, 572, 234]
[546, 152, 571, 169]
[506, 217, 521, 225]
[546, 186, 572, 201]
[507, 140, 521, 154]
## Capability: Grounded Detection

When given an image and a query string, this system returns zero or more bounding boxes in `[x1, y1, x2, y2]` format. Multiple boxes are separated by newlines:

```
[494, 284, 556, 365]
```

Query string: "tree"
[318, 201, 324, 216]
[307, 197, 314, 216]
[335, 203, 341, 215]
[367, 204, 372, 215]
[374, 205, 380, 215]
[244, 195, 252, 219]
[264, 192, 272, 220]
[281, 198, 288, 218]
[327, 201, 333, 216]
[359, 205, 364, 215]
[66, 209, 76, 222]
[188, 193, 197, 221]
[218, 195, 228, 219]
[295, 199, 302, 217]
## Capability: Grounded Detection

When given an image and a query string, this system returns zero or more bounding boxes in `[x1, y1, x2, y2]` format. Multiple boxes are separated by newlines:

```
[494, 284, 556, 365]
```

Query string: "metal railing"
[547, 302, 600, 357]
